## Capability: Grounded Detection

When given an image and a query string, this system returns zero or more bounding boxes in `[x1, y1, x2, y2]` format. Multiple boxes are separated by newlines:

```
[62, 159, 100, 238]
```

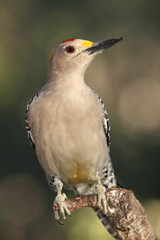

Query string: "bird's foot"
[94, 176, 107, 214]
[54, 179, 71, 224]
[54, 192, 71, 224]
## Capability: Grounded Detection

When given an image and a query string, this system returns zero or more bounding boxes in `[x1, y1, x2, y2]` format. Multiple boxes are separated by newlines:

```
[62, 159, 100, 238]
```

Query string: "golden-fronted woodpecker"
[25, 37, 122, 238]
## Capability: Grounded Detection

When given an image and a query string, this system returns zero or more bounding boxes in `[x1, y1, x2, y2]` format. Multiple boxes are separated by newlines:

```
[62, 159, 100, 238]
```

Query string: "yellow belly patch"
[71, 163, 91, 185]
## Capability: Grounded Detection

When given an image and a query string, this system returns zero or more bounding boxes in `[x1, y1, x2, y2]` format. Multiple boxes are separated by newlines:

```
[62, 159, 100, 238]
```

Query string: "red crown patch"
[62, 38, 76, 43]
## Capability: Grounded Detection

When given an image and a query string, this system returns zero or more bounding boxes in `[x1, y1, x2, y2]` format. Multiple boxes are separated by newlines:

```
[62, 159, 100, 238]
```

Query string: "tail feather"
[94, 208, 117, 239]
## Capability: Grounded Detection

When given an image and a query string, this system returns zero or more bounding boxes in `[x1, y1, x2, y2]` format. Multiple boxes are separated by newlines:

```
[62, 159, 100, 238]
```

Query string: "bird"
[25, 37, 122, 238]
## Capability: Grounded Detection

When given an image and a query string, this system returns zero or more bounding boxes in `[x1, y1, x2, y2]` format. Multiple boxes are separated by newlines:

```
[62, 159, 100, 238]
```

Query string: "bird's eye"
[66, 46, 75, 53]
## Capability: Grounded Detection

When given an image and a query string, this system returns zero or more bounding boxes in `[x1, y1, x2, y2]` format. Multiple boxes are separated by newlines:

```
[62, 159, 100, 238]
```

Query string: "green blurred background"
[0, 0, 160, 239]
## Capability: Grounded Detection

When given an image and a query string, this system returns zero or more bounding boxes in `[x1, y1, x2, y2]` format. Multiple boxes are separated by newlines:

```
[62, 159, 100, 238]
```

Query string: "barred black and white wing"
[92, 91, 111, 148]
[25, 96, 35, 148]
[25, 89, 42, 148]
[93, 90, 118, 239]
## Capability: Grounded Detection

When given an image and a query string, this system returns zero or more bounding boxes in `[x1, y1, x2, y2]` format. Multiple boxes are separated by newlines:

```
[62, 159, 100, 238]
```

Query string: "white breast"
[28, 83, 109, 188]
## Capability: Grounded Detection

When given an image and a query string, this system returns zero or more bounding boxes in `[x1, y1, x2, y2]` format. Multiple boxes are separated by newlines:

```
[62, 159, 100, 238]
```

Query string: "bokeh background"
[0, 0, 160, 239]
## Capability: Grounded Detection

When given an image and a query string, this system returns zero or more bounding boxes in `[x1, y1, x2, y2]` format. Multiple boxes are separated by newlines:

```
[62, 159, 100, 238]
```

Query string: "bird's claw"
[95, 176, 107, 214]
[53, 192, 71, 224]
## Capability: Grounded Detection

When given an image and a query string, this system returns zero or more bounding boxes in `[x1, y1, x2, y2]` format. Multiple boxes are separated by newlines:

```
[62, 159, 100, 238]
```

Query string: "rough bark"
[53, 188, 158, 240]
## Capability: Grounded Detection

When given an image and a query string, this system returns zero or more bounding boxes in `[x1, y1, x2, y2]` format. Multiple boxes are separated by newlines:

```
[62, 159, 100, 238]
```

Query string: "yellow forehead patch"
[81, 40, 94, 48]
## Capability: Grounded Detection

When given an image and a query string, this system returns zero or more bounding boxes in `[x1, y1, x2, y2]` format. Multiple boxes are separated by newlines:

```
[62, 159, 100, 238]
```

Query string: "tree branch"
[53, 188, 158, 240]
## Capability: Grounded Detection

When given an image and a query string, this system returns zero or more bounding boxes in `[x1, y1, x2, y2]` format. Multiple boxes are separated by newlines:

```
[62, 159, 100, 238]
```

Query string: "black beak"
[85, 37, 122, 55]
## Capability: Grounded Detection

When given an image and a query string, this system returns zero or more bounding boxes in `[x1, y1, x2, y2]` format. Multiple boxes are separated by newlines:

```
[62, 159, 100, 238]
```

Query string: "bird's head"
[48, 37, 122, 79]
